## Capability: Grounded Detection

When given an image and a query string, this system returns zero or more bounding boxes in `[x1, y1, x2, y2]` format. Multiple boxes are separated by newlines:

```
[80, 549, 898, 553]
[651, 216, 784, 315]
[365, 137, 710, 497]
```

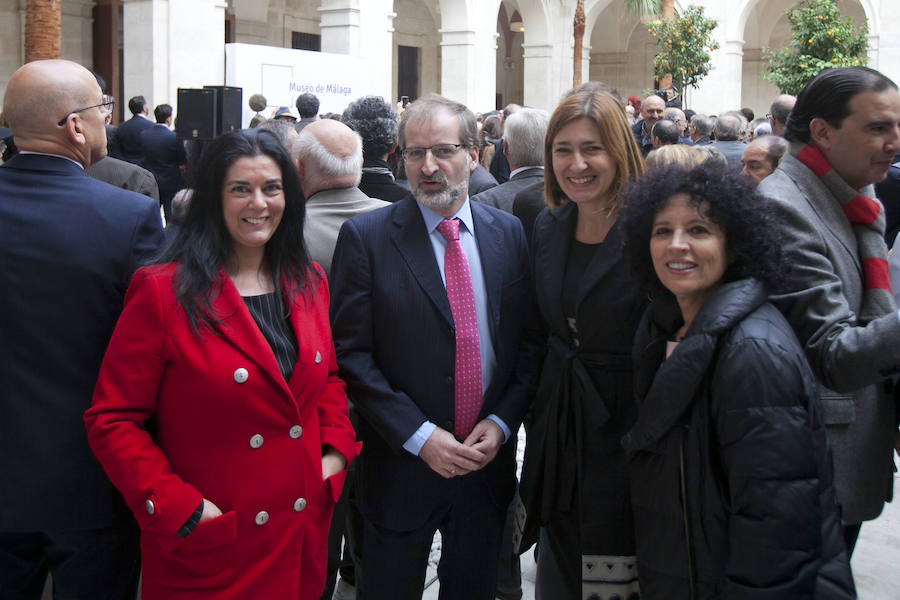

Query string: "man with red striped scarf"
[759, 66, 900, 557]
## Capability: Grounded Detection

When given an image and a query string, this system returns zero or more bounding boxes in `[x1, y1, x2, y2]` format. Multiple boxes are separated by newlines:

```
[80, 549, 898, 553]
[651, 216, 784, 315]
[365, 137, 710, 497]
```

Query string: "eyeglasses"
[402, 143, 465, 164]
[57, 95, 116, 127]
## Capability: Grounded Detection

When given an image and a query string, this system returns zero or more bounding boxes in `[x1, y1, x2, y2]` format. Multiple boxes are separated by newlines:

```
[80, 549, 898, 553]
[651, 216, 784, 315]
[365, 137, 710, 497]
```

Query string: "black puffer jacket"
[622, 279, 855, 599]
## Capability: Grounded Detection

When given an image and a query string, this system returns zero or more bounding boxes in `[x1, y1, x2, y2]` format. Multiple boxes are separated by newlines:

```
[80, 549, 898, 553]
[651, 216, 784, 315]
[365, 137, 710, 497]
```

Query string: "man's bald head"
[3, 60, 106, 166]
[292, 118, 363, 197]
[768, 94, 796, 135]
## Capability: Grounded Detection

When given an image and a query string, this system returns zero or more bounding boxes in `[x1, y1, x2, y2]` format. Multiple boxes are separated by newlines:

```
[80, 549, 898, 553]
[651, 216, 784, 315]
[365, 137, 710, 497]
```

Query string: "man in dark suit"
[472, 107, 548, 214]
[512, 181, 545, 253]
[140, 103, 186, 222]
[330, 94, 540, 600]
[710, 112, 747, 169]
[116, 95, 153, 165]
[631, 93, 665, 157]
[488, 104, 521, 184]
[0, 59, 164, 599]
[689, 113, 714, 146]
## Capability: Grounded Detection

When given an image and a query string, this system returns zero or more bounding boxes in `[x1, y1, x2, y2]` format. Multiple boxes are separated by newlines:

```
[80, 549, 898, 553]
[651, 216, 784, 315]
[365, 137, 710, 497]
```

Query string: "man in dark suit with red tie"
[0, 59, 164, 599]
[329, 94, 540, 600]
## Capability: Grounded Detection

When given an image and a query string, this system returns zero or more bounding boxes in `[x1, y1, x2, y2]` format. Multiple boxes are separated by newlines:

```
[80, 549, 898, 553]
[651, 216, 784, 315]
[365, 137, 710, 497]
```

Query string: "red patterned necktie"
[436, 218, 482, 439]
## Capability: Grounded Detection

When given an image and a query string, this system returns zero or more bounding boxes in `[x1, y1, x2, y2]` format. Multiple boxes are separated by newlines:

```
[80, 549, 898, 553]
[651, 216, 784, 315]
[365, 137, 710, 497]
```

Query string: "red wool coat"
[84, 264, 359, 599]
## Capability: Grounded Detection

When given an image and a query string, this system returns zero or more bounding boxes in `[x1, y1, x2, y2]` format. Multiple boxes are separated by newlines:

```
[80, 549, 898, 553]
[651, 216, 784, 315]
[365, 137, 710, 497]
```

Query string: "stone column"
[518, 0, 578, 112]
[358, 0, 395, 102]
[436, 0, 501, 111]
[122, 0, 226, 107]
[318, 0, 360, 55]
[439, 27, 477, 109]
[692, 37, 743, 115]
[871, 14, 900, 89]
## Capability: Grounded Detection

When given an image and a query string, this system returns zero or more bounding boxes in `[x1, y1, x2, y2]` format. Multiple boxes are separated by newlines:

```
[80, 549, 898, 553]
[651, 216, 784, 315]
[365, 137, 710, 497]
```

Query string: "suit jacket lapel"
[208, 269, 293, 395]
[782, 155, 861, 273]
[472, 202, 503, 333]
[391, 196, 454, 326]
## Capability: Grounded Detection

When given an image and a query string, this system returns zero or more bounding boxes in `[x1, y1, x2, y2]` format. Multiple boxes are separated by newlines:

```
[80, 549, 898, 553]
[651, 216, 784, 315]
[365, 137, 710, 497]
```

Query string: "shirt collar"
[509, 165, 542, 179]
[17, 150, 84, 170]
[417, 197, 474, 235]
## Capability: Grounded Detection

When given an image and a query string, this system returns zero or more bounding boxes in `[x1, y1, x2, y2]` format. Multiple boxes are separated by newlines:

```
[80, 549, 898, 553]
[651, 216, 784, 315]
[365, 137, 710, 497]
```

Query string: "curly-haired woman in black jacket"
[620, 164, 855, 599]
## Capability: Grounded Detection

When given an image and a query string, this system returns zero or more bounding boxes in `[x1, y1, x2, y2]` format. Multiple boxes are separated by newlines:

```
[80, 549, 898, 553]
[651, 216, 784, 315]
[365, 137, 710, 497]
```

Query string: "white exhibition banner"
[225, 43, 382, 127]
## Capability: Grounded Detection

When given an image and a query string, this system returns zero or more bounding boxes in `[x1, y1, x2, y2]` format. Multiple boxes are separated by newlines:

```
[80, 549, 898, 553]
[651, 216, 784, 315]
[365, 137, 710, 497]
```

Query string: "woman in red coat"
[84, 129, 359, 599]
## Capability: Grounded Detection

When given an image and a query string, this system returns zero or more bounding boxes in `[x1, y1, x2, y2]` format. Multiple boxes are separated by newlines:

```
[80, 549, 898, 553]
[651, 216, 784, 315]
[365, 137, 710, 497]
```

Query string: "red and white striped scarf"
[793, 142, 894, 322]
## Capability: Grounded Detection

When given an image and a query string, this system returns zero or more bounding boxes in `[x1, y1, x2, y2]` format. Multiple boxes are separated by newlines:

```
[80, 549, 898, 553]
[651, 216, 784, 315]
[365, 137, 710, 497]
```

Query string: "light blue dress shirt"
[402, 198, 510, 455]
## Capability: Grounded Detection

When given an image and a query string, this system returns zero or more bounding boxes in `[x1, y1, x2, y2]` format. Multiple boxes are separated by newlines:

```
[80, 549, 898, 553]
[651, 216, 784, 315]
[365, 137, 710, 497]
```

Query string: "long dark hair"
[158, 128, 315, 332]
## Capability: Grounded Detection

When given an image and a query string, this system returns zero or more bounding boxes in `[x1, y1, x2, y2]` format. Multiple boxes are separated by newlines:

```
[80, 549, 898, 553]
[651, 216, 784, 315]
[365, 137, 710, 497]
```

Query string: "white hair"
[293, 128, 363, 186]
[503, 108, 550, 168]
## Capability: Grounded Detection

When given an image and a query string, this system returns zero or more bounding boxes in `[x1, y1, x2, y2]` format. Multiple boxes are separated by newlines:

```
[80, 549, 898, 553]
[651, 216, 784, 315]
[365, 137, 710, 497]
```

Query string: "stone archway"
[739, 0, 869, 116]
[587, 1, 654, 99]
[392, 0, 441, 101]
[496, 0, 526, 108]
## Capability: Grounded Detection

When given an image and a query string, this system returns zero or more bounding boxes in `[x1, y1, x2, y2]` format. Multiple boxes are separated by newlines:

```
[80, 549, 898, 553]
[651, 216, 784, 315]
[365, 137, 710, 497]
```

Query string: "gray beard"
[413, 177, 467, 211]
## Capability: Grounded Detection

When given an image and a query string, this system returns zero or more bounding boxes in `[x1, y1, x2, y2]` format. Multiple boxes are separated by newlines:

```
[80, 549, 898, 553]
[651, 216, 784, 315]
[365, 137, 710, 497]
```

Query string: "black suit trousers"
[358, 471, 505, 600]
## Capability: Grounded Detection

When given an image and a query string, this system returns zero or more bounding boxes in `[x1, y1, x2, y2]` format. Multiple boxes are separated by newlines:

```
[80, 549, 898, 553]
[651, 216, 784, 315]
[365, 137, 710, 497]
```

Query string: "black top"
[243, 292, 297, 381]
[562, 239, 601, 343]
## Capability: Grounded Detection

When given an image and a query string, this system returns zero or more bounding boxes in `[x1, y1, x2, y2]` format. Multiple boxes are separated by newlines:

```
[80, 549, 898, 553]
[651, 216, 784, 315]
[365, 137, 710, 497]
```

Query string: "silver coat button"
[145, 499, 155, 515]
[233, 368, 249, 383]
[254, 510, 269, 526]
[249, 434, 264, 449]
[289, 425, 303, 439]
[314, 351, 322, 364]
[293, 497, 307, 512]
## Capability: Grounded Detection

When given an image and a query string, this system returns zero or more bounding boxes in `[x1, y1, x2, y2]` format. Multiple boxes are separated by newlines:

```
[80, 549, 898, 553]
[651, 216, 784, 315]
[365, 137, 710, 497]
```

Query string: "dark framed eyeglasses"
[57, 95, 116, 127]
[402, 143, 465, 164]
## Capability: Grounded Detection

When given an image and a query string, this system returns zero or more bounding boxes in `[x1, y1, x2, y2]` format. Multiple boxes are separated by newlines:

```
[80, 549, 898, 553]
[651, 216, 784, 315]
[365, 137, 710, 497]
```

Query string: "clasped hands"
[419, 419, 504, 479]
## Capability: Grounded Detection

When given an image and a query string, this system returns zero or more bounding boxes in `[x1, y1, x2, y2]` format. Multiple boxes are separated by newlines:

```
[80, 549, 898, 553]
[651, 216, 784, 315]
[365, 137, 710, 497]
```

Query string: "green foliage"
[762, 0, 868, 95]
[624, 0, 663, 19]
[647, 6, 719, 93]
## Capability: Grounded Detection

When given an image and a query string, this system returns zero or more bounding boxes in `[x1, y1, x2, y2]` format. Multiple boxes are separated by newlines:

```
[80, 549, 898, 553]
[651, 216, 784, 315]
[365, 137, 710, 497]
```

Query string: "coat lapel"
[535, 203, 576, 337]
[390, 196, 454, 326]
[208, 269, 293, 396]
[782, 155, 861, 273]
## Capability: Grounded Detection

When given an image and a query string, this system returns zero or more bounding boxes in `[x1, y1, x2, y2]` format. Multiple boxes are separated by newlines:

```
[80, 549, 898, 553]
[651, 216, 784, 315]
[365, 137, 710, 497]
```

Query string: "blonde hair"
[645, 145, 706, 171]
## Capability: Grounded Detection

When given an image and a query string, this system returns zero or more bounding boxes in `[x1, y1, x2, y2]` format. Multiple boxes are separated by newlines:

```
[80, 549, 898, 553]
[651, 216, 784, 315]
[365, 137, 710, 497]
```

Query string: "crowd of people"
[1, 57, 899, 600]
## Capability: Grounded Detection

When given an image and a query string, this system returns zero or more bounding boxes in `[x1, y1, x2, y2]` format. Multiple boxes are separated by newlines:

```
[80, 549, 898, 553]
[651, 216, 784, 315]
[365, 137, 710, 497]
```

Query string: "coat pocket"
[148, 511, 240, 586]
[817, 389, 856, 425]
[324, 469, 347, 504]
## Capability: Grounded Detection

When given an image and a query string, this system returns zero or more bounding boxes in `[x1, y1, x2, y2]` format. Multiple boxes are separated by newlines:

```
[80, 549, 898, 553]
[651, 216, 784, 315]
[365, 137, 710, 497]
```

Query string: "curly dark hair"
[622, 163, 784, 298]
[158, 128, 317, 333]
[341, 95, 399, 159]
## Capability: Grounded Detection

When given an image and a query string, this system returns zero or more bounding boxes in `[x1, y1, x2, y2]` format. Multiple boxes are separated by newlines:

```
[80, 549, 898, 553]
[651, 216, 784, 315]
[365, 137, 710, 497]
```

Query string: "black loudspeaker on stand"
[176, 86, 243, 140]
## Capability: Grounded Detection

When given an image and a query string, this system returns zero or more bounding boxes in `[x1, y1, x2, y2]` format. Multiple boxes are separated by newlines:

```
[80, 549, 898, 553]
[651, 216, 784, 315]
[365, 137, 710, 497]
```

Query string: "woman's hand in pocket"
[321, 447, 347, 480]
[199, 498, 223, 523]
